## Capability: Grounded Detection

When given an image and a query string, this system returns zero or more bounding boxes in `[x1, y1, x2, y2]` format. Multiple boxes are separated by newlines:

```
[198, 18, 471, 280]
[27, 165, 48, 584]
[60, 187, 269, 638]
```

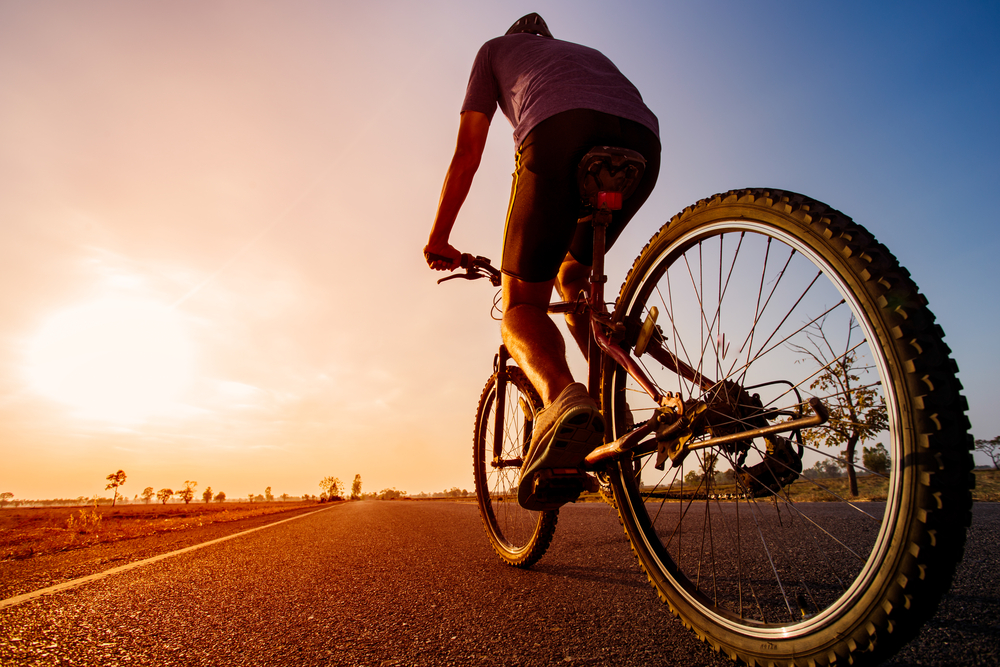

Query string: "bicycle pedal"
[539, 470, 601, 494]
[523, 469, 591, 510]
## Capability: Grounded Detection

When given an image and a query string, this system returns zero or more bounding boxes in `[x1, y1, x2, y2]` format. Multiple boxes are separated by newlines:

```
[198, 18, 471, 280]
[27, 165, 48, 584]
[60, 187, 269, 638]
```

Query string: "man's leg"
[500, 274, 574, 406]
[555, 254, 592, 360]
[503, 272, 604, 511]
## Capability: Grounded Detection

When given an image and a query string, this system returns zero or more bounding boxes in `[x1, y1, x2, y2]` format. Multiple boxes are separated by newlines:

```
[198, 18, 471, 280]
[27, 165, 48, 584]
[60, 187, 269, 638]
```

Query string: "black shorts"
[501, 109, 661, 283]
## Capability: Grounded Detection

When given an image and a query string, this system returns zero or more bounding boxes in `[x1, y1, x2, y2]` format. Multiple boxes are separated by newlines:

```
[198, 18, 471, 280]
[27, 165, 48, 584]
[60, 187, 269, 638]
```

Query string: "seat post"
[587, 206, 612, 403]
[575, 146, 645, 406]
[589, 208, 611, 314]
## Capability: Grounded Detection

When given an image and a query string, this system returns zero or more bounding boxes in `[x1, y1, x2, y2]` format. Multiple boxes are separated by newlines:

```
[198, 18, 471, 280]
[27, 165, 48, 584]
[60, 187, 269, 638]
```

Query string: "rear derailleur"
[651, 380, 808, 497]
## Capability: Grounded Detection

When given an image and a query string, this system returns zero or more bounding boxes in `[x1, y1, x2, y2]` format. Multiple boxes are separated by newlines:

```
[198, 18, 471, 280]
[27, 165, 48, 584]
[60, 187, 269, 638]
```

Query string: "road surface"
[1, 501, 997, 666]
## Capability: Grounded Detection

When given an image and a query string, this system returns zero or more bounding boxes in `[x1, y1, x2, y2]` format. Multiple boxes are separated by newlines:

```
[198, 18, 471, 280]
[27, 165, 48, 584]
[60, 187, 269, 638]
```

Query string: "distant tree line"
[670, 443, 893, 489]
[410, 487, 471, 499]
[2, 470, 384, 508]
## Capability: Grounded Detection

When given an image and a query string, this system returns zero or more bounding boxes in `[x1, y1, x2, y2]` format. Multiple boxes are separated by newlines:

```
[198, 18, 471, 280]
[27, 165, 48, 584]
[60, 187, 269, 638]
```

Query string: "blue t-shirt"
[461, 33, 659, 147]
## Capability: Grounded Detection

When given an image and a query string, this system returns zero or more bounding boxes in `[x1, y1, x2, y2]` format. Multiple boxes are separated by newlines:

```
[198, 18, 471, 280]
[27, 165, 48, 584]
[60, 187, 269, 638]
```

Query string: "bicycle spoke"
[474, 368, 555, 567]
[608, 217, 901, 631]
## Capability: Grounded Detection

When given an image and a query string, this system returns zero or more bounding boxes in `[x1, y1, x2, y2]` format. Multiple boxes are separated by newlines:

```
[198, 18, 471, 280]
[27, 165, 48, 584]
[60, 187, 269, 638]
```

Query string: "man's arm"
[424, 110, 491, 270]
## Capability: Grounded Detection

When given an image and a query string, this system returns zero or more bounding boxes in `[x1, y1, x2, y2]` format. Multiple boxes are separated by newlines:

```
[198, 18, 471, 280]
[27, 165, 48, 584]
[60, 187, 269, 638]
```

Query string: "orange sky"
[2, 1, 997, 500]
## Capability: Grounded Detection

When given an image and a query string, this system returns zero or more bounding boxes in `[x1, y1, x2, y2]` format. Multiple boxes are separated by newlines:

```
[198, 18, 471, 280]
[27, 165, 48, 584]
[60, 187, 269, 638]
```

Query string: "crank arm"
[584, 417, 658, 468]
[491, 458, 524, 469]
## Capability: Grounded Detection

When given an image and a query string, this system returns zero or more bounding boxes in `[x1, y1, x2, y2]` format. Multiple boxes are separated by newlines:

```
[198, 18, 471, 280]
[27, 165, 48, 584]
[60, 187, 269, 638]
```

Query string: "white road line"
[0, 505, 336, 610]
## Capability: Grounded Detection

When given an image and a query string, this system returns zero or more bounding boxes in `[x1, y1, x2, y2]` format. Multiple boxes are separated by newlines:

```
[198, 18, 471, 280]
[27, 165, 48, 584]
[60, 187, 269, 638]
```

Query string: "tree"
[202, 486, 214, 503]
[319, 476, 343, 499]
[178, 480, 197, 504]
[280, 493, 289, 502]
[802, 459, 843, 480]
[0, 492, 13, 508]
[105, 470, 127, 507]
[975, 436, 1000, 470]
[141, 487, 155, 504]
[716, 468, 736, 484]
[862, 443, 891, 476]
[351, 474, 362, 500]
[264, 486, 274, 502]
[790, 317, 888, 497]
[681, 452, 718, 486]
[215, 491, 226, 502]
[377, 487, 406, 500]
[701, 452, 719, 484]
[157, 488, 174, 504]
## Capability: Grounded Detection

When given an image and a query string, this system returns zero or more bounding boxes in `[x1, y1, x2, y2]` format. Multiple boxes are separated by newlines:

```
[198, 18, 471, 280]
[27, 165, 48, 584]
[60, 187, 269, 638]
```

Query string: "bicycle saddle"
[577, 146, 646, 210]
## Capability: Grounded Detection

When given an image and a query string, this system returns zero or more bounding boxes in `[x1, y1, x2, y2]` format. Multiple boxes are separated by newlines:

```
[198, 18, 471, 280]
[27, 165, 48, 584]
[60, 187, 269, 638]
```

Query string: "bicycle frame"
[462, 182, 970, 665]
[545, 206, 829, 472]
[441, 152, 830, 477]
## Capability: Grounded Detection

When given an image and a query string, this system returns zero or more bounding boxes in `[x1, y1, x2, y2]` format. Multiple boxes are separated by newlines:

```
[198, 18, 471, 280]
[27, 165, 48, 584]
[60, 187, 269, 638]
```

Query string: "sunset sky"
[2, 1, 998, 500]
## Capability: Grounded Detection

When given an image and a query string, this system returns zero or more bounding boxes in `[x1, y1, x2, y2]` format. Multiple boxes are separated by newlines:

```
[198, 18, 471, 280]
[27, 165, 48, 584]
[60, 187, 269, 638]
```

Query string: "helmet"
[505, 13, 553, 39]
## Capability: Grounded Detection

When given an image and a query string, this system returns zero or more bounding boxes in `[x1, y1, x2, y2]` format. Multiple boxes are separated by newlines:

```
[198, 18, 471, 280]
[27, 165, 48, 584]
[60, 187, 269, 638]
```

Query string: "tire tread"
[607, 188, 972, 666]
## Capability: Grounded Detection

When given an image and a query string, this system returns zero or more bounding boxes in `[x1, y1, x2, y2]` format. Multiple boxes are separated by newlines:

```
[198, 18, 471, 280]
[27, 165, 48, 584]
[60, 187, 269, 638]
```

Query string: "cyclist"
[425, 13, 660, 510]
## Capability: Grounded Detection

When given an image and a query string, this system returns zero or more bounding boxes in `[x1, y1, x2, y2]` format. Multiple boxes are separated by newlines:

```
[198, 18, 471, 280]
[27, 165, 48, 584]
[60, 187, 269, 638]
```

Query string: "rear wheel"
[474, 365, 558, 567]
[603, 189, 973, 665]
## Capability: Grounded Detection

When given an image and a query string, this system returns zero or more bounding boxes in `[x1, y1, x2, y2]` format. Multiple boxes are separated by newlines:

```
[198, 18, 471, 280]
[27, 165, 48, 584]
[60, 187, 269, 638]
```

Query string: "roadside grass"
[972, 469, 1000, 501]
[0, 501, 319, 561]
[578, 469, 999, 504]
[787, 468, 998, 502]
[785, 474, 890, 502]
[5, 472, 993, 561]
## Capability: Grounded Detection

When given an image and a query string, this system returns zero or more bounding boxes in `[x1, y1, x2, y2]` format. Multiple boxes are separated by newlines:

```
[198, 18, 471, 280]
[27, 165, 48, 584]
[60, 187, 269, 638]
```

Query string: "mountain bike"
[433, 147, 973, 666]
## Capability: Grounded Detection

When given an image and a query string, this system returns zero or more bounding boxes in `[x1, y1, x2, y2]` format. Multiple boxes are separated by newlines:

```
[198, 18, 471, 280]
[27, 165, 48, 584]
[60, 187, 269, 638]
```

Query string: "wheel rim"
[477, 377, 547, 556]
[610, 219, 904, 638]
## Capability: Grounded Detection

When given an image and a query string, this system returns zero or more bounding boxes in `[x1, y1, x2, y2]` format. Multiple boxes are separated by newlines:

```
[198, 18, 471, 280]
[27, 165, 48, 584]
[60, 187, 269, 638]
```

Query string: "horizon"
[2, 1, 998, 499]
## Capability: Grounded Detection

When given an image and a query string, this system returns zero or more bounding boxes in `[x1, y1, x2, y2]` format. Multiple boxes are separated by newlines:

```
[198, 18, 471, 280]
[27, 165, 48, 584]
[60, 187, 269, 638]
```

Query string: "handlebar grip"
[426, 252, 468, 269]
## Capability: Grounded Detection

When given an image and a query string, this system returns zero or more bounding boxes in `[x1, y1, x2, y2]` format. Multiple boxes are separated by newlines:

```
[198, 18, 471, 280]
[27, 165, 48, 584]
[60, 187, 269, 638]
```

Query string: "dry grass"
[972, 468, 1000, 501]
[589, 469, 999, 504]
[787, 469, 999, 502]
[784, 474, 891, 502]
[0, 501, 318, 560]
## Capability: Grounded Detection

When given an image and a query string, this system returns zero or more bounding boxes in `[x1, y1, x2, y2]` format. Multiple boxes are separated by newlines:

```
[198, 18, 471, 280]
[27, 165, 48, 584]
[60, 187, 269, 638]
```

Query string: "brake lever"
[437, 272, 481, 284]
[433, 254, 501, 286]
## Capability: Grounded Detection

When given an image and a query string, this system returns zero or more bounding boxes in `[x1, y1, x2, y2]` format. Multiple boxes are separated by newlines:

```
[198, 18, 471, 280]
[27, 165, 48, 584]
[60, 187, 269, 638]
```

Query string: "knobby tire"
[474, 366, 558, 568]
[602, 188, 973, 666]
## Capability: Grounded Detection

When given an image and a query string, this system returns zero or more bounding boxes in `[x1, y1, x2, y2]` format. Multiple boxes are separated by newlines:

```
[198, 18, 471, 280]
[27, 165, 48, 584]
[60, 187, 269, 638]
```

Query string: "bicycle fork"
[490, 345, 534, 468]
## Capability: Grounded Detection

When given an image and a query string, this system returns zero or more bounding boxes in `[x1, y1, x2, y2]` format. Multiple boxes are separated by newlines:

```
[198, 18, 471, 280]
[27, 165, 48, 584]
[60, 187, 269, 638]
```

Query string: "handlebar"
[428, 253, 502, 287]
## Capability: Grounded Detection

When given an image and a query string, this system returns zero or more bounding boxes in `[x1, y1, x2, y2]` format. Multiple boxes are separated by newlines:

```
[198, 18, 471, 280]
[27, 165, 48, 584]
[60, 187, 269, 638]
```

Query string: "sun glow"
[26, 298, 194, 422]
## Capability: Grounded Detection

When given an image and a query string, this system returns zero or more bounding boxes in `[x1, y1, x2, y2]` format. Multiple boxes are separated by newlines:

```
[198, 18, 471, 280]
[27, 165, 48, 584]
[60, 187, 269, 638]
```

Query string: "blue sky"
[1, 1, 997, 499]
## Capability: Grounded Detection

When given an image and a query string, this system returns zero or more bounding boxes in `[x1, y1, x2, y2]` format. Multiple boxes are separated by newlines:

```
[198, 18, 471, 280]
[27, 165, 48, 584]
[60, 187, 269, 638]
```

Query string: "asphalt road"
[1, 501, 997, 666]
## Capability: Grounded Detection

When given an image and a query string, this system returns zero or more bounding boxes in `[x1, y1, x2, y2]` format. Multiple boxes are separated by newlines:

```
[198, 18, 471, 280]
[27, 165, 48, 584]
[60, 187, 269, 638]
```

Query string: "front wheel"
[603, 189, 973, 665]
[473, 364, 558, 567]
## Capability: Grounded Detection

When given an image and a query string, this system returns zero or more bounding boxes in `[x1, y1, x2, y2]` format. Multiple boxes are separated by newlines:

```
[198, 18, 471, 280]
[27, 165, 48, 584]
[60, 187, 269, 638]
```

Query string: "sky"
[1, 0, 997, 501]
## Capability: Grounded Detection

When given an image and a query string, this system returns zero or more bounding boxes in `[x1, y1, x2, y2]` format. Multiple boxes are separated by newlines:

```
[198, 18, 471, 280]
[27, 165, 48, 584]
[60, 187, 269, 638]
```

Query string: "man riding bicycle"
[425, 13, 660, 510]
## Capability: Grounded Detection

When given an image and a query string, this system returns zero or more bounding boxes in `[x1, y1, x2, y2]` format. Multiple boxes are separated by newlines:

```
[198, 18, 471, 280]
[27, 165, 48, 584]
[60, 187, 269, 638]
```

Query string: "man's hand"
[424, 112, 489, 274]
[423, 243, 462, 271]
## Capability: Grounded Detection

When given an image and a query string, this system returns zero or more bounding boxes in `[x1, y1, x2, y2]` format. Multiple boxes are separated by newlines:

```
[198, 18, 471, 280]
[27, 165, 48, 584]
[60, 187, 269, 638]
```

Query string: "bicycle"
[433, 146, 974, 666]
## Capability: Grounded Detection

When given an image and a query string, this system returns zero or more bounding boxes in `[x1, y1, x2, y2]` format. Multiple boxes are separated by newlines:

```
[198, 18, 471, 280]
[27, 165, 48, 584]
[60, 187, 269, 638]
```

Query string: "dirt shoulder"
[0, 502, 339, 599]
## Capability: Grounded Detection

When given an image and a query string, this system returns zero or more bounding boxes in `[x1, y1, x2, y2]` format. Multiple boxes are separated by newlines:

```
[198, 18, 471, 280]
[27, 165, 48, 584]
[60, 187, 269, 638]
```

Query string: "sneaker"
[517, 383, 605, 510]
